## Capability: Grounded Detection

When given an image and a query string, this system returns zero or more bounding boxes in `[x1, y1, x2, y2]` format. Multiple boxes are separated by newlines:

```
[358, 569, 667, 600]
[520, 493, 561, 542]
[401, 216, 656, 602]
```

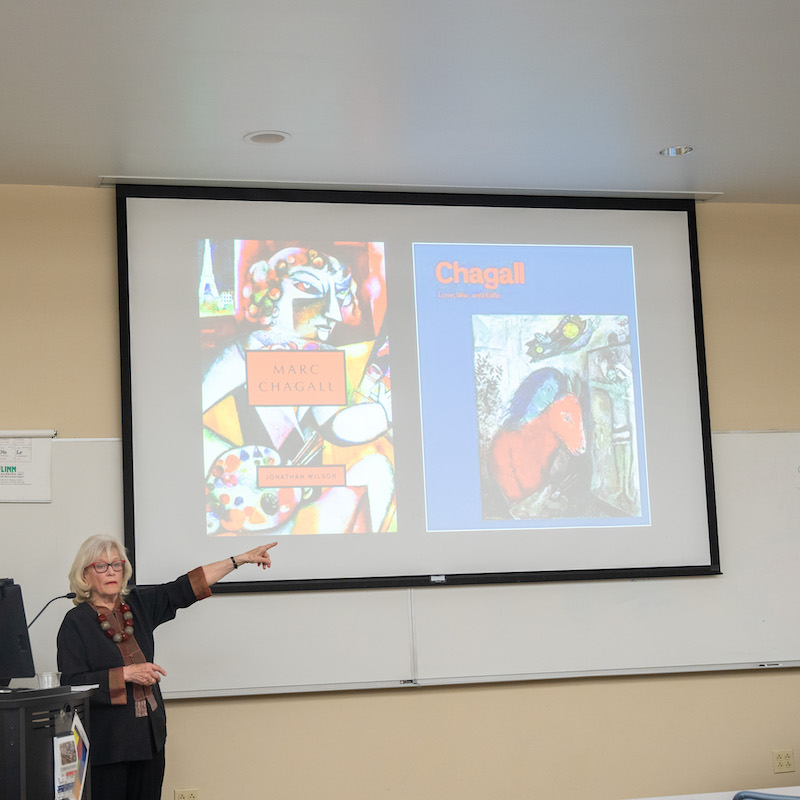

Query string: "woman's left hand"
[235, 542, 278, 570]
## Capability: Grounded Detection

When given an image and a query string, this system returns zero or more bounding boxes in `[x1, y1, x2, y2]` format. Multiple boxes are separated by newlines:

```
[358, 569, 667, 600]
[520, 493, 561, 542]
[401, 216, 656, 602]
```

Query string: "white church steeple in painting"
[199, 238, 220, 304]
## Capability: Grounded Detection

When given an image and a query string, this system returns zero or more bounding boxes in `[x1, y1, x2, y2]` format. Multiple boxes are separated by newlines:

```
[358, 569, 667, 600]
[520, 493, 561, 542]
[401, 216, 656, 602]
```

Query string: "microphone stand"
[27, 593, 76, 628]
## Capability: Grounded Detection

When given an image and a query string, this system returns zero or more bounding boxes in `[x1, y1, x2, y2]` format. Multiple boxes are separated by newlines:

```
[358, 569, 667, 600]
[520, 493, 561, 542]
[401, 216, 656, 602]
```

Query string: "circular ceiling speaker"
[244, 130, 291, 145]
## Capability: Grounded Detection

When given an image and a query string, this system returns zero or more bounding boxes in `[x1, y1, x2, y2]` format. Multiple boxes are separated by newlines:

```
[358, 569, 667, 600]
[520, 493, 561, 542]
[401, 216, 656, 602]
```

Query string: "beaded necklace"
[96, 602, 134, 643]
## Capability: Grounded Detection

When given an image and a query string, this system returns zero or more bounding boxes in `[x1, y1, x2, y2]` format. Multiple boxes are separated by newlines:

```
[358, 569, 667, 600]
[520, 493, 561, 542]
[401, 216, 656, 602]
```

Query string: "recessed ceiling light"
[244, 130, 291, 145]
[659, 145, 693, 157]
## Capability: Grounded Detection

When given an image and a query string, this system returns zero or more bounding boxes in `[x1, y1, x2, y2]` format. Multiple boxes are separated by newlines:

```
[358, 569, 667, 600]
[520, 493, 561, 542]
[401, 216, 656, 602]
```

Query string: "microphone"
[27, 593, 77, 629]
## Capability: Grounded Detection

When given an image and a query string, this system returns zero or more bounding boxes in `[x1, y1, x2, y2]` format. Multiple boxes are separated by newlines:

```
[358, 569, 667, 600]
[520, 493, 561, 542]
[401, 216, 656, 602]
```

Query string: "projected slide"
[200, 240, 395, 536]
[121, 190, 717, 588]
[414, 243, 648, 531]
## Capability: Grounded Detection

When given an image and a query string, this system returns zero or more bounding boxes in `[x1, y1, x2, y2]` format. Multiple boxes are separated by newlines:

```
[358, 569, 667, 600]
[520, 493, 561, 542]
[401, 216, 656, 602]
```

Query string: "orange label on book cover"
[258, 464, 347, 488]
[246, 350, 347, 406]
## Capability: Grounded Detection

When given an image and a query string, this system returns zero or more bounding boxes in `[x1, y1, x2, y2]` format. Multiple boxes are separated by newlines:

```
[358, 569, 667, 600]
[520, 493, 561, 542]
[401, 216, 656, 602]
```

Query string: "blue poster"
[413, 242, 650, 532]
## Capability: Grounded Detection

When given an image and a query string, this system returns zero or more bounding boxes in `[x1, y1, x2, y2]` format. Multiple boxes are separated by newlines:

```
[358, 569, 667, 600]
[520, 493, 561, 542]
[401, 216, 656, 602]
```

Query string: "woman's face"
[273, 264, 354, 342]
[83, 549, 124, 604]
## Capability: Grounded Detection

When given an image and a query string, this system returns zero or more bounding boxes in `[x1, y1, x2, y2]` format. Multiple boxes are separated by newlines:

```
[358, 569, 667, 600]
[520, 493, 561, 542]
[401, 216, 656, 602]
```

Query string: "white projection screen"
[117, 186, 719, 591]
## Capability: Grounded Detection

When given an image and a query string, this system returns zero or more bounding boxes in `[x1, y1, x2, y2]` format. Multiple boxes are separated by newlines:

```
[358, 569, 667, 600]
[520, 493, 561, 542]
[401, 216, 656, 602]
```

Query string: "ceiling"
[2, 0, 800, 203]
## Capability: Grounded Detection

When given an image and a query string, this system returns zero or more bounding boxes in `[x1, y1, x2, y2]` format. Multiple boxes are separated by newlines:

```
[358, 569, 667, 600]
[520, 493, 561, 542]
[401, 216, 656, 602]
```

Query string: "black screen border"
[116, 185, 719, 593]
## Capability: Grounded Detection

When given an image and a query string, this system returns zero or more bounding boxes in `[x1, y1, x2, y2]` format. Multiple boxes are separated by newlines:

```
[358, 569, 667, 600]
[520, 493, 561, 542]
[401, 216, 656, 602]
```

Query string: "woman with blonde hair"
[58, 534, 276, 800]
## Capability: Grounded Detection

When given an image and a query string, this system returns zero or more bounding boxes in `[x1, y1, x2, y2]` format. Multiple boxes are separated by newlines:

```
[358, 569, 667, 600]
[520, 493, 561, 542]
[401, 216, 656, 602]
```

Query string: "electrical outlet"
[174, 791, 199, 800]
[772, 749, 794, 773]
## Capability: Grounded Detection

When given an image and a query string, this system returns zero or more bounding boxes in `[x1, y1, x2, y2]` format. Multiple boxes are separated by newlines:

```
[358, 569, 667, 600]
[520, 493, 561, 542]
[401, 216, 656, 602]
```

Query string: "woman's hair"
[68, 535, 133, 604]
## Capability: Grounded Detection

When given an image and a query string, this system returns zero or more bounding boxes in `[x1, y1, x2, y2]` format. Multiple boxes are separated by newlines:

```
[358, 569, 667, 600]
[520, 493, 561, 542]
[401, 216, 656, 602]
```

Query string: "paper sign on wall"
[0, 430, 55, 502]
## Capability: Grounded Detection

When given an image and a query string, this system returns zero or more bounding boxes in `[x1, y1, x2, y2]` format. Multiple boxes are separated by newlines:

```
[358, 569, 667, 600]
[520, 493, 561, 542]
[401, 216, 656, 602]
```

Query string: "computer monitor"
[0, 579, 35, 687]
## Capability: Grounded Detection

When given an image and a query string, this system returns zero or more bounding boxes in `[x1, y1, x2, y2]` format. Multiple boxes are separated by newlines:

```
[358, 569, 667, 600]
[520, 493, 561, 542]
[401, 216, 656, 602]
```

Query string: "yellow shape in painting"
[563, 321, 580, 339]
[342, 341, 372, 396]
[203, 395, 243, 446]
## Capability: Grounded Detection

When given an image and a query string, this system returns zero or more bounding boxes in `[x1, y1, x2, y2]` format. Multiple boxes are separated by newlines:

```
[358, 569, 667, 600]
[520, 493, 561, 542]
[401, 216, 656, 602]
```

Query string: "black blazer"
[57, 571, 207, 765]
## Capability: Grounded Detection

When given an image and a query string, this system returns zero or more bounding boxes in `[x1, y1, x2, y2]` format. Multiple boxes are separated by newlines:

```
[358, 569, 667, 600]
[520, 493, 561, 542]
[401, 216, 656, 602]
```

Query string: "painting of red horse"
[491, 392, 586, 504]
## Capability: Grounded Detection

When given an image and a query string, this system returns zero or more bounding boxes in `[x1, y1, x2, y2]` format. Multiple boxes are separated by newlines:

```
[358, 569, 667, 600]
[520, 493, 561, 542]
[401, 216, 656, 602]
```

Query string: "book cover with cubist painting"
[199, 239, 395, 537]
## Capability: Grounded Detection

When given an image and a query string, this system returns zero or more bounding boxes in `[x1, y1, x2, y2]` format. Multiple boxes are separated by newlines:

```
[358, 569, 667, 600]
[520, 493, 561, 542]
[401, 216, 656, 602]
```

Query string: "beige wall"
[2, 186, 798, 800]
[0, 185, 120, 437]
[696, 202, 800, 432]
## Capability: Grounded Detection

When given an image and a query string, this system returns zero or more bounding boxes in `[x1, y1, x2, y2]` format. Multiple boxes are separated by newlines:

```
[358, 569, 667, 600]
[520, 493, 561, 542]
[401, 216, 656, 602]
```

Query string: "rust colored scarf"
[99, 604, 158, 718]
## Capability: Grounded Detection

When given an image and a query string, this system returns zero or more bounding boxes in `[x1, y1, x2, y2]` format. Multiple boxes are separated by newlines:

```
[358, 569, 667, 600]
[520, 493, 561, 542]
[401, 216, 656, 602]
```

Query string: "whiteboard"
[413, 430, 800, 683]
[2, 433, 798, 696]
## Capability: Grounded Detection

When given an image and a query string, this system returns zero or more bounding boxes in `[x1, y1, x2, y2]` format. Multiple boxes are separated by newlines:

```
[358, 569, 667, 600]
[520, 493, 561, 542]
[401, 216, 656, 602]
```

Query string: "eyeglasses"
[86, 560, 126, 574]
